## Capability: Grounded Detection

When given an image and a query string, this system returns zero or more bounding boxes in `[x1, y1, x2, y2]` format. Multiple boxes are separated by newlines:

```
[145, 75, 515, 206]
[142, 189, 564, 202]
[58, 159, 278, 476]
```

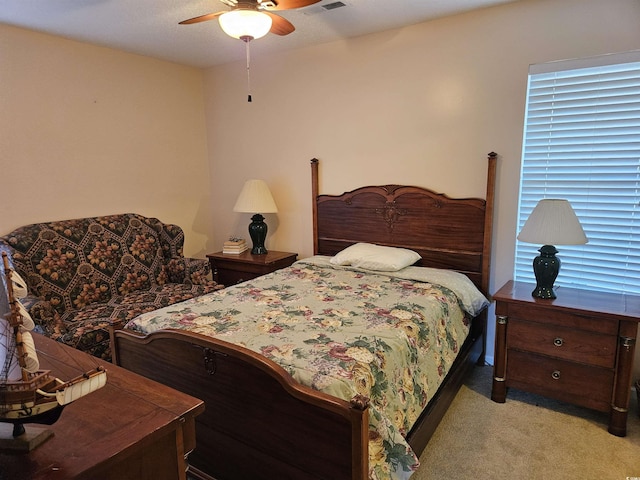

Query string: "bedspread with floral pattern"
[126, 256, 488, 480]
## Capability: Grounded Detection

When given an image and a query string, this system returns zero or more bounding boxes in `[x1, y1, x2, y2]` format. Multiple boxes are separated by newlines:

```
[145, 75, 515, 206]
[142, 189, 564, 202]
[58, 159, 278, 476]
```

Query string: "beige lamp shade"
[233, 179, 278, 214]
[517, 199, 587, 246]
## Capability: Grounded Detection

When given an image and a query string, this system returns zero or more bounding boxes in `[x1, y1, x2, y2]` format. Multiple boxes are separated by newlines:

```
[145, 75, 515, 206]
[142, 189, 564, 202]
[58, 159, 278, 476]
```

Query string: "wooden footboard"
[113, 328, 369, 480]
[114, 319, 483, 480]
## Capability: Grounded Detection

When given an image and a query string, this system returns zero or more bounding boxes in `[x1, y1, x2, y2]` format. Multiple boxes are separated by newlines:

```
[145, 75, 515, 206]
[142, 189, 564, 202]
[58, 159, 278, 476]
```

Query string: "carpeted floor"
[415, 365, 640, 480]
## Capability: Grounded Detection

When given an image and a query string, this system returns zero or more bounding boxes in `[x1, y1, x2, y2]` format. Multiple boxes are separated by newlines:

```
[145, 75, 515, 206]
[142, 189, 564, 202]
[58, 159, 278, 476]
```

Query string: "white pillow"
[330, 243, 421, 272]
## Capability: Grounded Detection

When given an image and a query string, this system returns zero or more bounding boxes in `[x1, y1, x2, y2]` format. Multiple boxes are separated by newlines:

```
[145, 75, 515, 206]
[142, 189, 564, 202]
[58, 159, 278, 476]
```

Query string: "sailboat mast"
[2, 253, 30, 381]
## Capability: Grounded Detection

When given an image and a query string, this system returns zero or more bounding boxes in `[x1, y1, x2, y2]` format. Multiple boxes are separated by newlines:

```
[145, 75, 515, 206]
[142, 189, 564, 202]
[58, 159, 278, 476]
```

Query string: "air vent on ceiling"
[323, 1, 346, 10]
[303, 1, 347, 15]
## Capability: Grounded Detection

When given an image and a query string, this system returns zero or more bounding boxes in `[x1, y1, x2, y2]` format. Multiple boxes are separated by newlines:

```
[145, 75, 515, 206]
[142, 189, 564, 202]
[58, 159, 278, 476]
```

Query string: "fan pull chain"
[243, 36, 253, 103]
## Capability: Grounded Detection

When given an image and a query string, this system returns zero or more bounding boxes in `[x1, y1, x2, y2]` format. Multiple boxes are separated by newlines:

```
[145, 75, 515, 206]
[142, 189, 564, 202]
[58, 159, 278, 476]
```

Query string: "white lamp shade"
[218, 10, 273, 40]
[233, 179, 278, 214]
[517, 199, 588, 246]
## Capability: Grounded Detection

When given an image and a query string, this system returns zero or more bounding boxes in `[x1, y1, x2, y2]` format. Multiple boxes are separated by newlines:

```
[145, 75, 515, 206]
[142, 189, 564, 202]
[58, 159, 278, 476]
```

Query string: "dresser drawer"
[507, 350, 614, 412]
[507, 319, 617, 368]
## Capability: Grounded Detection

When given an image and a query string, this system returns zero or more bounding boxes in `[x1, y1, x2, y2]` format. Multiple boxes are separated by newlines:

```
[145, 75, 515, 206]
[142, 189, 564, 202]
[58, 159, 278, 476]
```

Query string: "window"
[515, 51, 640, 295]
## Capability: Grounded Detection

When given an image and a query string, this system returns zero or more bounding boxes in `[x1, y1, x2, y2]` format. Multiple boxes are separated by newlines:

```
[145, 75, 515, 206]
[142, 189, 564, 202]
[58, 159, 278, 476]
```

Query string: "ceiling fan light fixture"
[219, 10, 273, 40]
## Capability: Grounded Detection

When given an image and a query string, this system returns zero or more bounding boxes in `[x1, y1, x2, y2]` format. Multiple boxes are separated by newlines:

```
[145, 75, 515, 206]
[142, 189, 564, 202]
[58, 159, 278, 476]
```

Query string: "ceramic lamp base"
[531, 244, 560, 299]
[248, 214, 268, 255]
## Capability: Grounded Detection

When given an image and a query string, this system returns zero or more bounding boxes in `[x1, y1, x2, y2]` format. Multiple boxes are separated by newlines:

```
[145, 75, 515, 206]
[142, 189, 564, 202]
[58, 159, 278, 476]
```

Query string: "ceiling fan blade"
[265, 0, 321, 11]
[266, 12, 295, 35]
[179, 11, 224, 25]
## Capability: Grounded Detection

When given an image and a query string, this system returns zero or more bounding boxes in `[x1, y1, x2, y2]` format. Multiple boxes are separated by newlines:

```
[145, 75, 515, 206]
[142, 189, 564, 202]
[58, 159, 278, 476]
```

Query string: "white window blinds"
[515, 52, 640, 294]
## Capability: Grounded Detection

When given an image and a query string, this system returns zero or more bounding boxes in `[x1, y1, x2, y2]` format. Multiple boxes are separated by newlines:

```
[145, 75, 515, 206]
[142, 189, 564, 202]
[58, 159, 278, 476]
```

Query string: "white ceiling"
[0, 0, 521, 68]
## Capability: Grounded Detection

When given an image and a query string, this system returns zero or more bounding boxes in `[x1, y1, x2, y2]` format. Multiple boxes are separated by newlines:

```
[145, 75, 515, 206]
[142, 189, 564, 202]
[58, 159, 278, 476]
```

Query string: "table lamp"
[233, 179, 278, 255]
[517, 199, 588, 299]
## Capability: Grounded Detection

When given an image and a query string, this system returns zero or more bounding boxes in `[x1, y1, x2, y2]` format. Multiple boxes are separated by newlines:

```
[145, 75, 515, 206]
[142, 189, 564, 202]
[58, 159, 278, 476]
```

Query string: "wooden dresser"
[0, 333, 204, 479]
[491, 280, 640, 436]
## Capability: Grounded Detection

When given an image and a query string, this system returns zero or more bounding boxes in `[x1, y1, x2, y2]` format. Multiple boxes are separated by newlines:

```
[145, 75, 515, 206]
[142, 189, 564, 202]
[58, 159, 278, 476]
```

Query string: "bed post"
[348, 394, 370, 480]
[311, 158, 319, 255]
[478, 151, 498, 366]
[482, 152, 498, 298]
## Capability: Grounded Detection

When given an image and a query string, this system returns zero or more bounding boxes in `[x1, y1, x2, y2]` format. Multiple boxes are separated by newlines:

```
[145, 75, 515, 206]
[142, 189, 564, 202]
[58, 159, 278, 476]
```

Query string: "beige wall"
[1, 0, 638, 374]
[0, 24, 212, 258]
[203, 0, 640, 373]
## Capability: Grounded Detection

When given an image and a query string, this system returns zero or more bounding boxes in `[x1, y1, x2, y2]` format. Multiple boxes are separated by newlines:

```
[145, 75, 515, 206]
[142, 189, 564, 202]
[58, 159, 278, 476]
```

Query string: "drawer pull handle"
[553, 337, 564, 347]
[551, 370, 561, 380]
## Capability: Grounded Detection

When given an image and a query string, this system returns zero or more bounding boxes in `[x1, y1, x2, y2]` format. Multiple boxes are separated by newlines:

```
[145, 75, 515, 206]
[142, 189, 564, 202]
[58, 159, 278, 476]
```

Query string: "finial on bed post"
[349, 394, 370, 411]
[311, 158, 319, 255]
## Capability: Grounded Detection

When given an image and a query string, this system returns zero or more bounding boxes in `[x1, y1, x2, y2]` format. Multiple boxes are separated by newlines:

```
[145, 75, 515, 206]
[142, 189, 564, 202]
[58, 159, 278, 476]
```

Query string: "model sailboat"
[0, 251, 107, 443]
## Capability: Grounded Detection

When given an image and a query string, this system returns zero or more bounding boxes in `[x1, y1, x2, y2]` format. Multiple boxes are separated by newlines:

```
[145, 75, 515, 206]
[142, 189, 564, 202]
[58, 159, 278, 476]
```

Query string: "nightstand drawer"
[218, 268, 254, 285]
[507, 350, 614, 412]
[505, 303, 618, 335]
[507, 319, 617, 368]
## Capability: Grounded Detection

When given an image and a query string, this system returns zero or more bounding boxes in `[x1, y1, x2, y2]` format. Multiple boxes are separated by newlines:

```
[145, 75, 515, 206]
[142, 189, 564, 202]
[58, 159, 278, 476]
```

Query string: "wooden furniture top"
[0, 333, 204, 479]
[207, 250, 297, 266]
[495, 280, 640, 322]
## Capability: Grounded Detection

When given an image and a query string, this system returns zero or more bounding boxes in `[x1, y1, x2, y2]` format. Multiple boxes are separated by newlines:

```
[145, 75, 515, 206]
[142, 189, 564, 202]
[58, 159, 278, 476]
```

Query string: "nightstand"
[491, 280, 640, 436]
[207, 250, 298, 286]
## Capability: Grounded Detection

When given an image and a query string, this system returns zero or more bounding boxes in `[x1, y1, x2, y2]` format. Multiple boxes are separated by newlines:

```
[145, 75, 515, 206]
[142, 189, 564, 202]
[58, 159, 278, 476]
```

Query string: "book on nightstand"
[223, 238, 248, 254]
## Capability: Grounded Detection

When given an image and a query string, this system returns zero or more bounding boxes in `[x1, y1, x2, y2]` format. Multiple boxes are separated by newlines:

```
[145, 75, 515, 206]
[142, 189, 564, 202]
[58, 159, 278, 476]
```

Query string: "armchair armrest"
[164, 257, 212, 285]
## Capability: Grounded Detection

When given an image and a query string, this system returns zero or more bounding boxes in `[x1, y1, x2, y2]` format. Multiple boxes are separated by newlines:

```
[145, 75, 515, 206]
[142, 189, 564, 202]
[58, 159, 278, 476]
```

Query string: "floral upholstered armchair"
[0, 213, 223, 361]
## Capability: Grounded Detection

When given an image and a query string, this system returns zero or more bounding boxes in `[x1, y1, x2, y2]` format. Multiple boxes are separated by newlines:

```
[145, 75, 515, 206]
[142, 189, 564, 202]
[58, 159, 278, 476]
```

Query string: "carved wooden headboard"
[311, 153, 497, 295]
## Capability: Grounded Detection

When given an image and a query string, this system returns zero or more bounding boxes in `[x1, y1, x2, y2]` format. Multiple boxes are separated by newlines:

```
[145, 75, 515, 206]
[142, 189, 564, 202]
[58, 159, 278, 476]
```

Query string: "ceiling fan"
[180, 0, 320, 102]
[179, 0, 321, 40]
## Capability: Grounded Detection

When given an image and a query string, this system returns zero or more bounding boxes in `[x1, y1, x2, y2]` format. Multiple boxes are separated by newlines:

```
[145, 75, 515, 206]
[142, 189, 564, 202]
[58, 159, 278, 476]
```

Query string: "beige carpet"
[415, 365, 640, 480]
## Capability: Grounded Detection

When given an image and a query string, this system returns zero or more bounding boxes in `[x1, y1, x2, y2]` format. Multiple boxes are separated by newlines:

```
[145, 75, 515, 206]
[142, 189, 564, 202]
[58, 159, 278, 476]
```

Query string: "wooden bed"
[112, 152, 497, 480]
